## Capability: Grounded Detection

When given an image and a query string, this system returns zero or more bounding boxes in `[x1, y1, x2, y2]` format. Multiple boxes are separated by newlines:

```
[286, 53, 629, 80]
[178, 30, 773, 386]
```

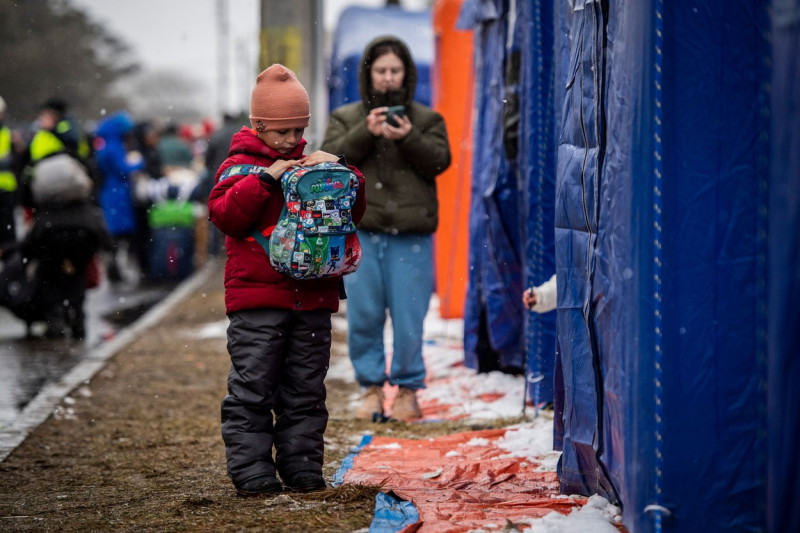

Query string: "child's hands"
[260, 152, 340, 183]
[299, 150, 339, 167]
[265, 159, 300, 179]
[522, 288, 538, 310]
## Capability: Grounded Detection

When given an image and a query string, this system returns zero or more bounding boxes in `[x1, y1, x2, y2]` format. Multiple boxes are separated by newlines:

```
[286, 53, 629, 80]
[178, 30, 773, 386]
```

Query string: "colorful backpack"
[218, 161, 362, 280]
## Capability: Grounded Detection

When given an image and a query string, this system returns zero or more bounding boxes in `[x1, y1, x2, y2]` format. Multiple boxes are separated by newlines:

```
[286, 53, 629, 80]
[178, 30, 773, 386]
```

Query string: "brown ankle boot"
[391, 388, 422, 421]
[354, 386, 384, 421]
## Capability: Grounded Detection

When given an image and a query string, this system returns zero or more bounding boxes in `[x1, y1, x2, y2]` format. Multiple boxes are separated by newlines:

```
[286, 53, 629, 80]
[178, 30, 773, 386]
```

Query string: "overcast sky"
[69, 0, 430, 117]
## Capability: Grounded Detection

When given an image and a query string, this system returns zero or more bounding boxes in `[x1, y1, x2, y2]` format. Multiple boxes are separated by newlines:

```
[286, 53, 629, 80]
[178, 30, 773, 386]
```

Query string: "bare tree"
[0, 0, 139, 124]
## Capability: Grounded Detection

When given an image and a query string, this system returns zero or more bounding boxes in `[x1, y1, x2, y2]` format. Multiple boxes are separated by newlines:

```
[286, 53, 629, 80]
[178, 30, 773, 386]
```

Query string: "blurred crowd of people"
[0, 94, 239, 339]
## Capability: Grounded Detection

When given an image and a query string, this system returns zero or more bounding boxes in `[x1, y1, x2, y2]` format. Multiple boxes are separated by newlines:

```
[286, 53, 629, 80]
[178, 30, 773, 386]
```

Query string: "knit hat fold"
[249, 64, 310, 132]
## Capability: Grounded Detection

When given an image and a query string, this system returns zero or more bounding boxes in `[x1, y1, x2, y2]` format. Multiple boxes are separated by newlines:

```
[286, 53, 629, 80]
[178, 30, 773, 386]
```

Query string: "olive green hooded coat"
[321, 36, 451, 235]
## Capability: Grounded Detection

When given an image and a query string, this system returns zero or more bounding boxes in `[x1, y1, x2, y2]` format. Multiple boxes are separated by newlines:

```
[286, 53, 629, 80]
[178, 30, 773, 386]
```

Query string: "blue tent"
[554, 1, 771, 531]
[462, 0, 800, 531]
[327, 5, 434, 112]
[457, 0, 557, 405]
[458, 0, 531, 382]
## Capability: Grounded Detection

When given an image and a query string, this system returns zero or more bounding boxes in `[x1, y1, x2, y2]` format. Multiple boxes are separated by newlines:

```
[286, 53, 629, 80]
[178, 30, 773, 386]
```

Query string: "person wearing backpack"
[208, 64, 366, 497]
[321, 36, 451, 422]
[20, 153, 111, 338]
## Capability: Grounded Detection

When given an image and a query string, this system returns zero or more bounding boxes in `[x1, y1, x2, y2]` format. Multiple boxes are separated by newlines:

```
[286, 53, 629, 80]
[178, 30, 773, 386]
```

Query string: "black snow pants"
[221, 307, 332, 487]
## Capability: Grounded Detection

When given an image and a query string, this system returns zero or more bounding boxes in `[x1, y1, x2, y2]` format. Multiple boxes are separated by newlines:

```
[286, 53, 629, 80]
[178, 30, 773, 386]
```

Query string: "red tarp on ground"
[342, 429, 585, 532]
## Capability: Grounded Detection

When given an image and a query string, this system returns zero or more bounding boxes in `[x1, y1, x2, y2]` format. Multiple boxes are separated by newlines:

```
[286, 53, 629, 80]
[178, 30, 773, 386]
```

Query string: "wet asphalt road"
[0, 276, 173, 428]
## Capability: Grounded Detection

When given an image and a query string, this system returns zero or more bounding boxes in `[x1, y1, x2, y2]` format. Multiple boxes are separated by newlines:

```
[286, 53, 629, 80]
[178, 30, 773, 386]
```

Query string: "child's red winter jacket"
[208, 127, 366, 314]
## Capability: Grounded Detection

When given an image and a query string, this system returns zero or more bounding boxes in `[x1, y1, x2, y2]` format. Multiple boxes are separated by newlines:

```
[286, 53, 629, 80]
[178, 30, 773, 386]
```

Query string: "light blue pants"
[343, 231, 433, 391]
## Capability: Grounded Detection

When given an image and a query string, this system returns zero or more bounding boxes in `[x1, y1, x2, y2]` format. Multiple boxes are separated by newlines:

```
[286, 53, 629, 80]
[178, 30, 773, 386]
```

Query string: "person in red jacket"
[208, 64, 366, 497]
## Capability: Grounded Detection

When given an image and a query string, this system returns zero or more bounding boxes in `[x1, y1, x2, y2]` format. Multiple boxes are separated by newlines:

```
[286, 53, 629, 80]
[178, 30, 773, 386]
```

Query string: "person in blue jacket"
[95, 111, 143, 282]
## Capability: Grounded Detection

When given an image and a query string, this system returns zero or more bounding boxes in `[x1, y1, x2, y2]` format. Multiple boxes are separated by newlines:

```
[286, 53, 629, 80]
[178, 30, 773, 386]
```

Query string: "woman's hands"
[366, 108, 387, 136]
[366, 107, 412, 139]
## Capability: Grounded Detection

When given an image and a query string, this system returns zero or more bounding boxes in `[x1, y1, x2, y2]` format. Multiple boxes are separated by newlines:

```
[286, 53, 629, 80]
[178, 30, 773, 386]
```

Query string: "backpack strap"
[250, 227, 272, 253]
[217, 164, 271, 183]
[216, 163, 278, 256]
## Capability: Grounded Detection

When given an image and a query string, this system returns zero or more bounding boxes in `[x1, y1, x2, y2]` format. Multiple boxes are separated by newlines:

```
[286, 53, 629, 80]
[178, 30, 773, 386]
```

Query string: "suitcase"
[148, 226, 195, 281]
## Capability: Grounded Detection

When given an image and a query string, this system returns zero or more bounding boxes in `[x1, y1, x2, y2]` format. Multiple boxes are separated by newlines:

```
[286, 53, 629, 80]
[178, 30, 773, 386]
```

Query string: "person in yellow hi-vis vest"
[28, 98, 91, 164]
[0, 95, 22, 247]
[19, 98, 94, 211]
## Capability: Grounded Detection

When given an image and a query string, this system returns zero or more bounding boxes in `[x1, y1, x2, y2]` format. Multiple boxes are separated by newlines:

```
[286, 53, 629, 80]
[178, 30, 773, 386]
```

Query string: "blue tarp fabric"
[369, 492, 419, 533]
[518, 0, 557, 406]
[328, 6, 434, 112]
[552, 0, 620, 506]
[768, 2, 800, 532]
[332, 434, 420, 532]
[655, 4, 769, 531]
[553, 1, 770, 532]
[460, 0, 528, 377]
[332, 434, 372, 487]
[459, 0, 557, 402]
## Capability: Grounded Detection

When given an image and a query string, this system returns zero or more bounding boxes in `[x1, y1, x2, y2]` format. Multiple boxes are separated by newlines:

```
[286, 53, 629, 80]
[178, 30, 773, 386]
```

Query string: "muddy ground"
[0, 267, 513, 532]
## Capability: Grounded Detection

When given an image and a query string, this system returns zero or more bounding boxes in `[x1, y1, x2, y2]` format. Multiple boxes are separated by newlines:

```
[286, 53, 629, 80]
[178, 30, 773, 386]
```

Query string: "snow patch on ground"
[190, 319, 228, 339]
[518, 495, 623, 533]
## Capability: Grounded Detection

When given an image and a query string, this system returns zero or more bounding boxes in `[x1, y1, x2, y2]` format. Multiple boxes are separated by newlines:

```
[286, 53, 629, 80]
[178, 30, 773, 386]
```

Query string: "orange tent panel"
[432, 0, 473, 319]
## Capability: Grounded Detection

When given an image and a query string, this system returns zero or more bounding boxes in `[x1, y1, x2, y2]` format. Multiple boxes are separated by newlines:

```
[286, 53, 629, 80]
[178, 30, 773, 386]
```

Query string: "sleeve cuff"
[258, 172, 276, 185]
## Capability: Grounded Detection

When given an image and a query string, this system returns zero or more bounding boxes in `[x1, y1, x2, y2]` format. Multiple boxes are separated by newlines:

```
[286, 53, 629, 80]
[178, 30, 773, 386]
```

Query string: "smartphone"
[384, 105, 406, 127]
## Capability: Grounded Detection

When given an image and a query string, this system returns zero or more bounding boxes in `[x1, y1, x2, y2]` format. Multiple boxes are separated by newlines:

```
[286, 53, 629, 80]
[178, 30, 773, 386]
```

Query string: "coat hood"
[95, 111, 135, 140]
[358, 35, 417, 108]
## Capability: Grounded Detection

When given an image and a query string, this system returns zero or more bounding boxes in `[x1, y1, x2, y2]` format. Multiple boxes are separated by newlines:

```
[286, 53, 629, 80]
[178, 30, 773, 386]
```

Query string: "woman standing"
[321, 36, 451, 421]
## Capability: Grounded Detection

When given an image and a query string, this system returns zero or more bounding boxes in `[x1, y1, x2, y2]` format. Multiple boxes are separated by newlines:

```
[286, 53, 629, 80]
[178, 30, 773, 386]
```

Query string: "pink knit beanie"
[249, 64, 310, 132]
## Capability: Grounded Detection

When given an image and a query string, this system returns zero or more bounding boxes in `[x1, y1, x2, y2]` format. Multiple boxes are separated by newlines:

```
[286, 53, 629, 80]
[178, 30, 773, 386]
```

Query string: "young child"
[208, 64, 366, 496]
